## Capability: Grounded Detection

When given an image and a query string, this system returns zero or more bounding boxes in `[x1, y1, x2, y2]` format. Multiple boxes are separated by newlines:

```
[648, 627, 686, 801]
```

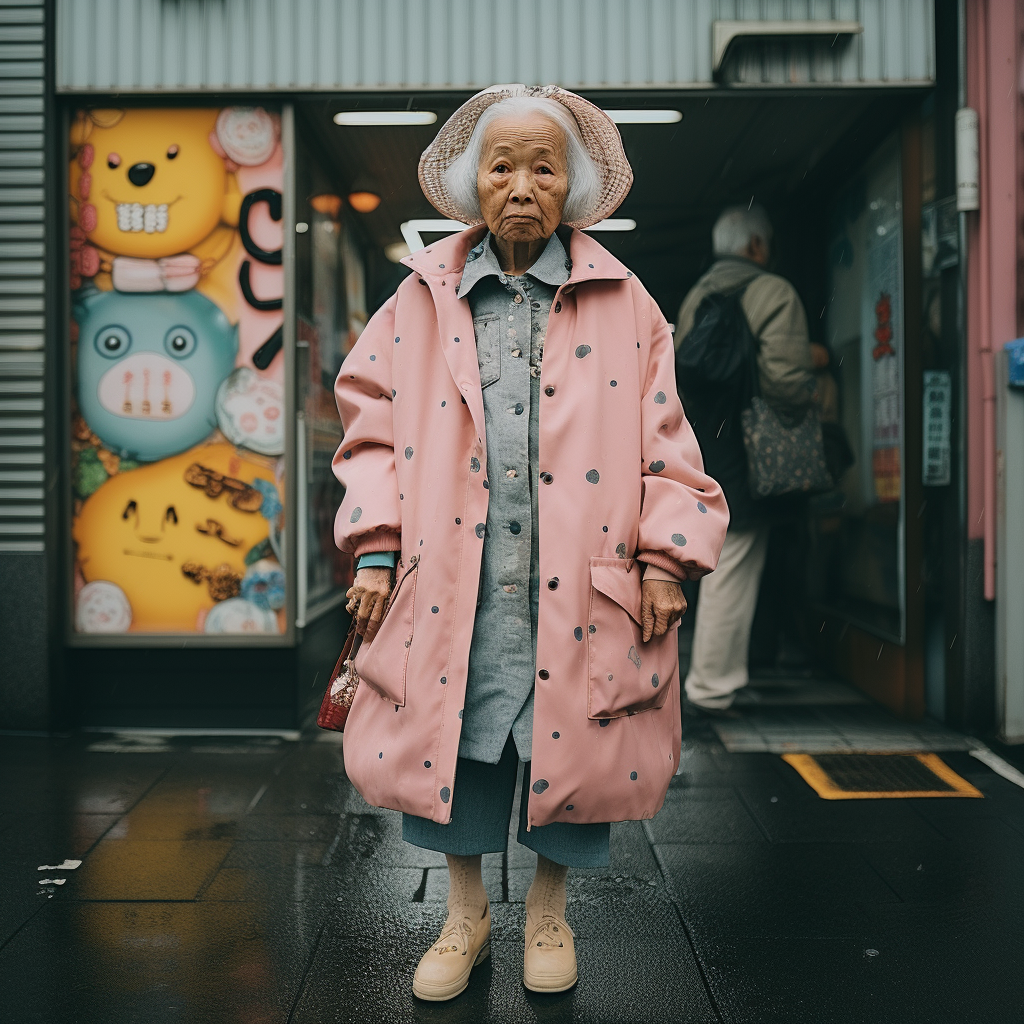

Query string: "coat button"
[538, 669, 550, 679]
[541, 472, 553, 484]
[544, 386, 555, 397]
[547, 578, 559, 590]
[513, 293, 523, 303]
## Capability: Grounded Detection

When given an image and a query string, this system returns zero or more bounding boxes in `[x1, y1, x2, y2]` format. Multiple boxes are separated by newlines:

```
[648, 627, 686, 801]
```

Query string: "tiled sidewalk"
[0, 684, 1022, 1023]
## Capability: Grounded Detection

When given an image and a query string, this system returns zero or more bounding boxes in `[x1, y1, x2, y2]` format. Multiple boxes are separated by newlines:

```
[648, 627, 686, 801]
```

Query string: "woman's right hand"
[346, 566, 393, 643]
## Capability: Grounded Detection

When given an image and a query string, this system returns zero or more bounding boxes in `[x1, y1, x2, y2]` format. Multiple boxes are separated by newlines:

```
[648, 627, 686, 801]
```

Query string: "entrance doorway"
[296, 86, 931, 718]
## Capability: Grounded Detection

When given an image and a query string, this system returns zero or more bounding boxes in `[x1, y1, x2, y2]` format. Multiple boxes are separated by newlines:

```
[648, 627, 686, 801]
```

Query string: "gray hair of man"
[712, 204, 774, 258]
[444, 96, 603, 225]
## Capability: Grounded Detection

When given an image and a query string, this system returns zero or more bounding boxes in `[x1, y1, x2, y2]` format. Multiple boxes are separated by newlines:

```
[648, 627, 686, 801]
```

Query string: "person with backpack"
[674, 204, 818, 714]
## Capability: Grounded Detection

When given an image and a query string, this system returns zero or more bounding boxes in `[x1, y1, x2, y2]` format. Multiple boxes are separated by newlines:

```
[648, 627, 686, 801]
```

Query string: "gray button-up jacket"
[455, 230, 570, 763]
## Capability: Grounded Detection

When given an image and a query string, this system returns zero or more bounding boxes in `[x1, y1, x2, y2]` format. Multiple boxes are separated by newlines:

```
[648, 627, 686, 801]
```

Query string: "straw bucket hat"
[418, 84, 633, 230]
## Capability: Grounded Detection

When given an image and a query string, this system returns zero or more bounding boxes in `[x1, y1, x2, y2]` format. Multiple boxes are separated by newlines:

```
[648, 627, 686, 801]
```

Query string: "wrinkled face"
[75, 289, 238, 461]
[70, 108, 227, 258]
[73, 444, 274, 631]
[476, 112, 569, 244]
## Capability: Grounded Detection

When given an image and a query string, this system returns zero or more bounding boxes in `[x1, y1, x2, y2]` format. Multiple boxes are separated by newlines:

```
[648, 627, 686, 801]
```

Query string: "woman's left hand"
[641, 580, 687, 642]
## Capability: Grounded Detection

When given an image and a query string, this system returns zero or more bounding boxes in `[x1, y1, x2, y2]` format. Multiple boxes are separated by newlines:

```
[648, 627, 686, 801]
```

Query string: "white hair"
[712, 204, 774, 257]
[444, 96, 603, 225]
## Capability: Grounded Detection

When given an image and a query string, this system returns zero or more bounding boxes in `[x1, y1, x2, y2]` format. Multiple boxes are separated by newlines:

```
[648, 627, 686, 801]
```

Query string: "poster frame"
[63, 101, 297, 649]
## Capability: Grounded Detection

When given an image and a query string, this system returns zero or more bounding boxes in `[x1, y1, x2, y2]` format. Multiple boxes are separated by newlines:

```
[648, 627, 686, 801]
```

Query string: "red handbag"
[317, 621, 363, 732]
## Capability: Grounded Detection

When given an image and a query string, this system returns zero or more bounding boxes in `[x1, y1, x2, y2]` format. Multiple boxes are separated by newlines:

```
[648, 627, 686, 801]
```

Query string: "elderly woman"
[333, 85, 727, 1001]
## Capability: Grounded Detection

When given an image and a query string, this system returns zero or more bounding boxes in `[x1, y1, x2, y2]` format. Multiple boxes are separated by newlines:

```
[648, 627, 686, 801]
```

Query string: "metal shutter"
[0, 0, 46, 553]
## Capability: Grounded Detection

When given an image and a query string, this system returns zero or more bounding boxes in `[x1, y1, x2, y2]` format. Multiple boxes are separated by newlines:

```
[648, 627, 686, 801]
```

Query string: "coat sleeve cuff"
[353, 531, 402, 559]
[640, 561, 682, 583]
[637, 550, 685, 580]
[638, 550, 714, 582]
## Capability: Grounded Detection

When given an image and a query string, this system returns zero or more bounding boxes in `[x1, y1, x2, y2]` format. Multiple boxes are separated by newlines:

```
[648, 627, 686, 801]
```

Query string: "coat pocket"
[587, 556, 675, 719]
[473, 314, 501, 389]
[353, 560, 418, 706]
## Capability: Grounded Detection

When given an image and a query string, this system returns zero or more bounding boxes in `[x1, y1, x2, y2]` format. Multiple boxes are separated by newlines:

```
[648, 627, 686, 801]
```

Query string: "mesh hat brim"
[418, 84, 633, 230]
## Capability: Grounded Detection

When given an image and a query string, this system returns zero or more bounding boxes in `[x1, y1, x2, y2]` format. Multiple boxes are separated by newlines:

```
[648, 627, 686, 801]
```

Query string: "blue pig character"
[75, 288, 238, 461]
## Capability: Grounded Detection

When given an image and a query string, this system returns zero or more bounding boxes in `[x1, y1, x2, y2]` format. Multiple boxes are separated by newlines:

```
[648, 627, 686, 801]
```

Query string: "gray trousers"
[403, 735, 610, 868]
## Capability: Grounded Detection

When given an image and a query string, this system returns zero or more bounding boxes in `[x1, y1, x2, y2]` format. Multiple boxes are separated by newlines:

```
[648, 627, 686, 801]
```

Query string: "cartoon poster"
[68, 107, 288, 635]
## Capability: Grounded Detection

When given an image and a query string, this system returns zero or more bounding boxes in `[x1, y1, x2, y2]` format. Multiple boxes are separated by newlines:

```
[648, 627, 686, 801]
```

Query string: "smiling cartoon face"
[73, 443, 277, 631]
[70, 108, 228, 259]
[76, 288, 238, 461]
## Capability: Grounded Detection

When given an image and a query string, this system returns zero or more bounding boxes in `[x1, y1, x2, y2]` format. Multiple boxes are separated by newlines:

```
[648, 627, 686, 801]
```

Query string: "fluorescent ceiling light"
[603, 109, 682, 124]
[334, 111, 437, 126]
[583, 218, 636, 231]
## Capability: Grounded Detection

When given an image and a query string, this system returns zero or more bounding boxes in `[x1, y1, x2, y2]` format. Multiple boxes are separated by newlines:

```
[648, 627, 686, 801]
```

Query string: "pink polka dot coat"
[333, 226, 728, 828]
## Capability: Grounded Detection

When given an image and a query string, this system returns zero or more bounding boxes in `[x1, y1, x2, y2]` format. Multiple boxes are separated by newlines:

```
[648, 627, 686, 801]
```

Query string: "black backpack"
[675, 288, 760, 528]
[675, 287, 754, 392]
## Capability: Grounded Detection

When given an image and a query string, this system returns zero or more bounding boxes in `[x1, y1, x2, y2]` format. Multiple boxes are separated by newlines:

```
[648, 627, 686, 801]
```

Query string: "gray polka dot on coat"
[532, 779, 549, 794]
[470, 457, 480, 473]
[589, 624, 596, 634]
[475, 523, 486, 538]
[599, 719, 610, 728]
[628, 646, 641, 668]
[586, 469, 600, 484]
[424, 761, 431, 768]
[610, 380, 617, 387]
[575, 344, 591, 358]
[440, 787, 450, 803]
[392, 389, 396, 398]
[343, 451, 351, 460]
[672, 533, 687, 546]
[350, 507, 362, 523]
[697, 501, 707, 513]
[649, 460, 665, 473]
[441, 400, 446, 407]
[652, 673, 660, 688]
[630, 771, 638, 781]
[574, 626, 583, 641]
[369, 354, 376, 361]
[552, 731, 560, 739]
[566, 803, 574, 810]
[405, 447, 414, 460]
[378, 752, 383, 759]
[616, 543, 627, 558]
[654, 391, 667, 404]
[395, 336, 400, 343]
[431, 606, 439, 614]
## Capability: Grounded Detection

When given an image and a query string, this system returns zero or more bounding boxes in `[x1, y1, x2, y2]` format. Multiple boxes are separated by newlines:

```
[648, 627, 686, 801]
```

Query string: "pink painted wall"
[966, 0, 1019, 598]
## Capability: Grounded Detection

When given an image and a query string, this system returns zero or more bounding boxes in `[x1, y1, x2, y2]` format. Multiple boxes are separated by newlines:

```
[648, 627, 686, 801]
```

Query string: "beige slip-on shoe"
[523, 908, 577, 993]
[412, 903, 491, 1001]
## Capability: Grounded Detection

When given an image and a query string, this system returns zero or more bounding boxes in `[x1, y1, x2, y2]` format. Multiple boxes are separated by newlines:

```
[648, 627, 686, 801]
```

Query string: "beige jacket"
[675, 257, 815, 415]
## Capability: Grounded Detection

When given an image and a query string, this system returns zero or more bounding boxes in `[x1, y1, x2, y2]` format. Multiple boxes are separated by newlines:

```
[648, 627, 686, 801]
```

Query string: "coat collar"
[402, 225, 631, 287]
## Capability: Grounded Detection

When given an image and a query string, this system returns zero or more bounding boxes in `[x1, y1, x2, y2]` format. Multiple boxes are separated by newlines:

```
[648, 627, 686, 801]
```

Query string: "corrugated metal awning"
[56, 0, 934, 94]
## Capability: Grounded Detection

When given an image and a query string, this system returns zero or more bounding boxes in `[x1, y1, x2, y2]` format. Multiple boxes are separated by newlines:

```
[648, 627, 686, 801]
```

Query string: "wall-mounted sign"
[922, 370, 952, 487]
[68, 107, 288, 635]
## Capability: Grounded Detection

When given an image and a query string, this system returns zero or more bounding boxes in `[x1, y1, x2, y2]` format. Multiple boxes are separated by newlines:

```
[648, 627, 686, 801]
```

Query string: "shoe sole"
[412, 941, 490, 1002]
[523, 968, 578, 994]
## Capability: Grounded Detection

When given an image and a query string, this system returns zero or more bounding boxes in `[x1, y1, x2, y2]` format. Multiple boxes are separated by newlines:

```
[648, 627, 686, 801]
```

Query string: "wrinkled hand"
[641, 579, 686, 643]
[346, 567, 392, 643]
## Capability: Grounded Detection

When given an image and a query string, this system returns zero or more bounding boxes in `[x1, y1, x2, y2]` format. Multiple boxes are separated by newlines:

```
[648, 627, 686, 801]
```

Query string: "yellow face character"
[70, 108, 233, 259]
[73, 443, 277, 632]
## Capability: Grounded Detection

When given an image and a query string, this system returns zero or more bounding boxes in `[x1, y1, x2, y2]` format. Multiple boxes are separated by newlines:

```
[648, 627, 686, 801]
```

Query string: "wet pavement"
[1, 684, 1023, 1024]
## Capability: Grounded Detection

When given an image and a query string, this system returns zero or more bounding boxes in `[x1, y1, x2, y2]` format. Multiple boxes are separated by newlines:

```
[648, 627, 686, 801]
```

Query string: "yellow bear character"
[69, 108, 243, 314]
[73, 443, 279, 632]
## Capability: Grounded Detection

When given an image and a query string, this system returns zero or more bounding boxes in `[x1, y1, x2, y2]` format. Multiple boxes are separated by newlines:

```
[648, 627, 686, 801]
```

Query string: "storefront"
[2, 0, 982, 733]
